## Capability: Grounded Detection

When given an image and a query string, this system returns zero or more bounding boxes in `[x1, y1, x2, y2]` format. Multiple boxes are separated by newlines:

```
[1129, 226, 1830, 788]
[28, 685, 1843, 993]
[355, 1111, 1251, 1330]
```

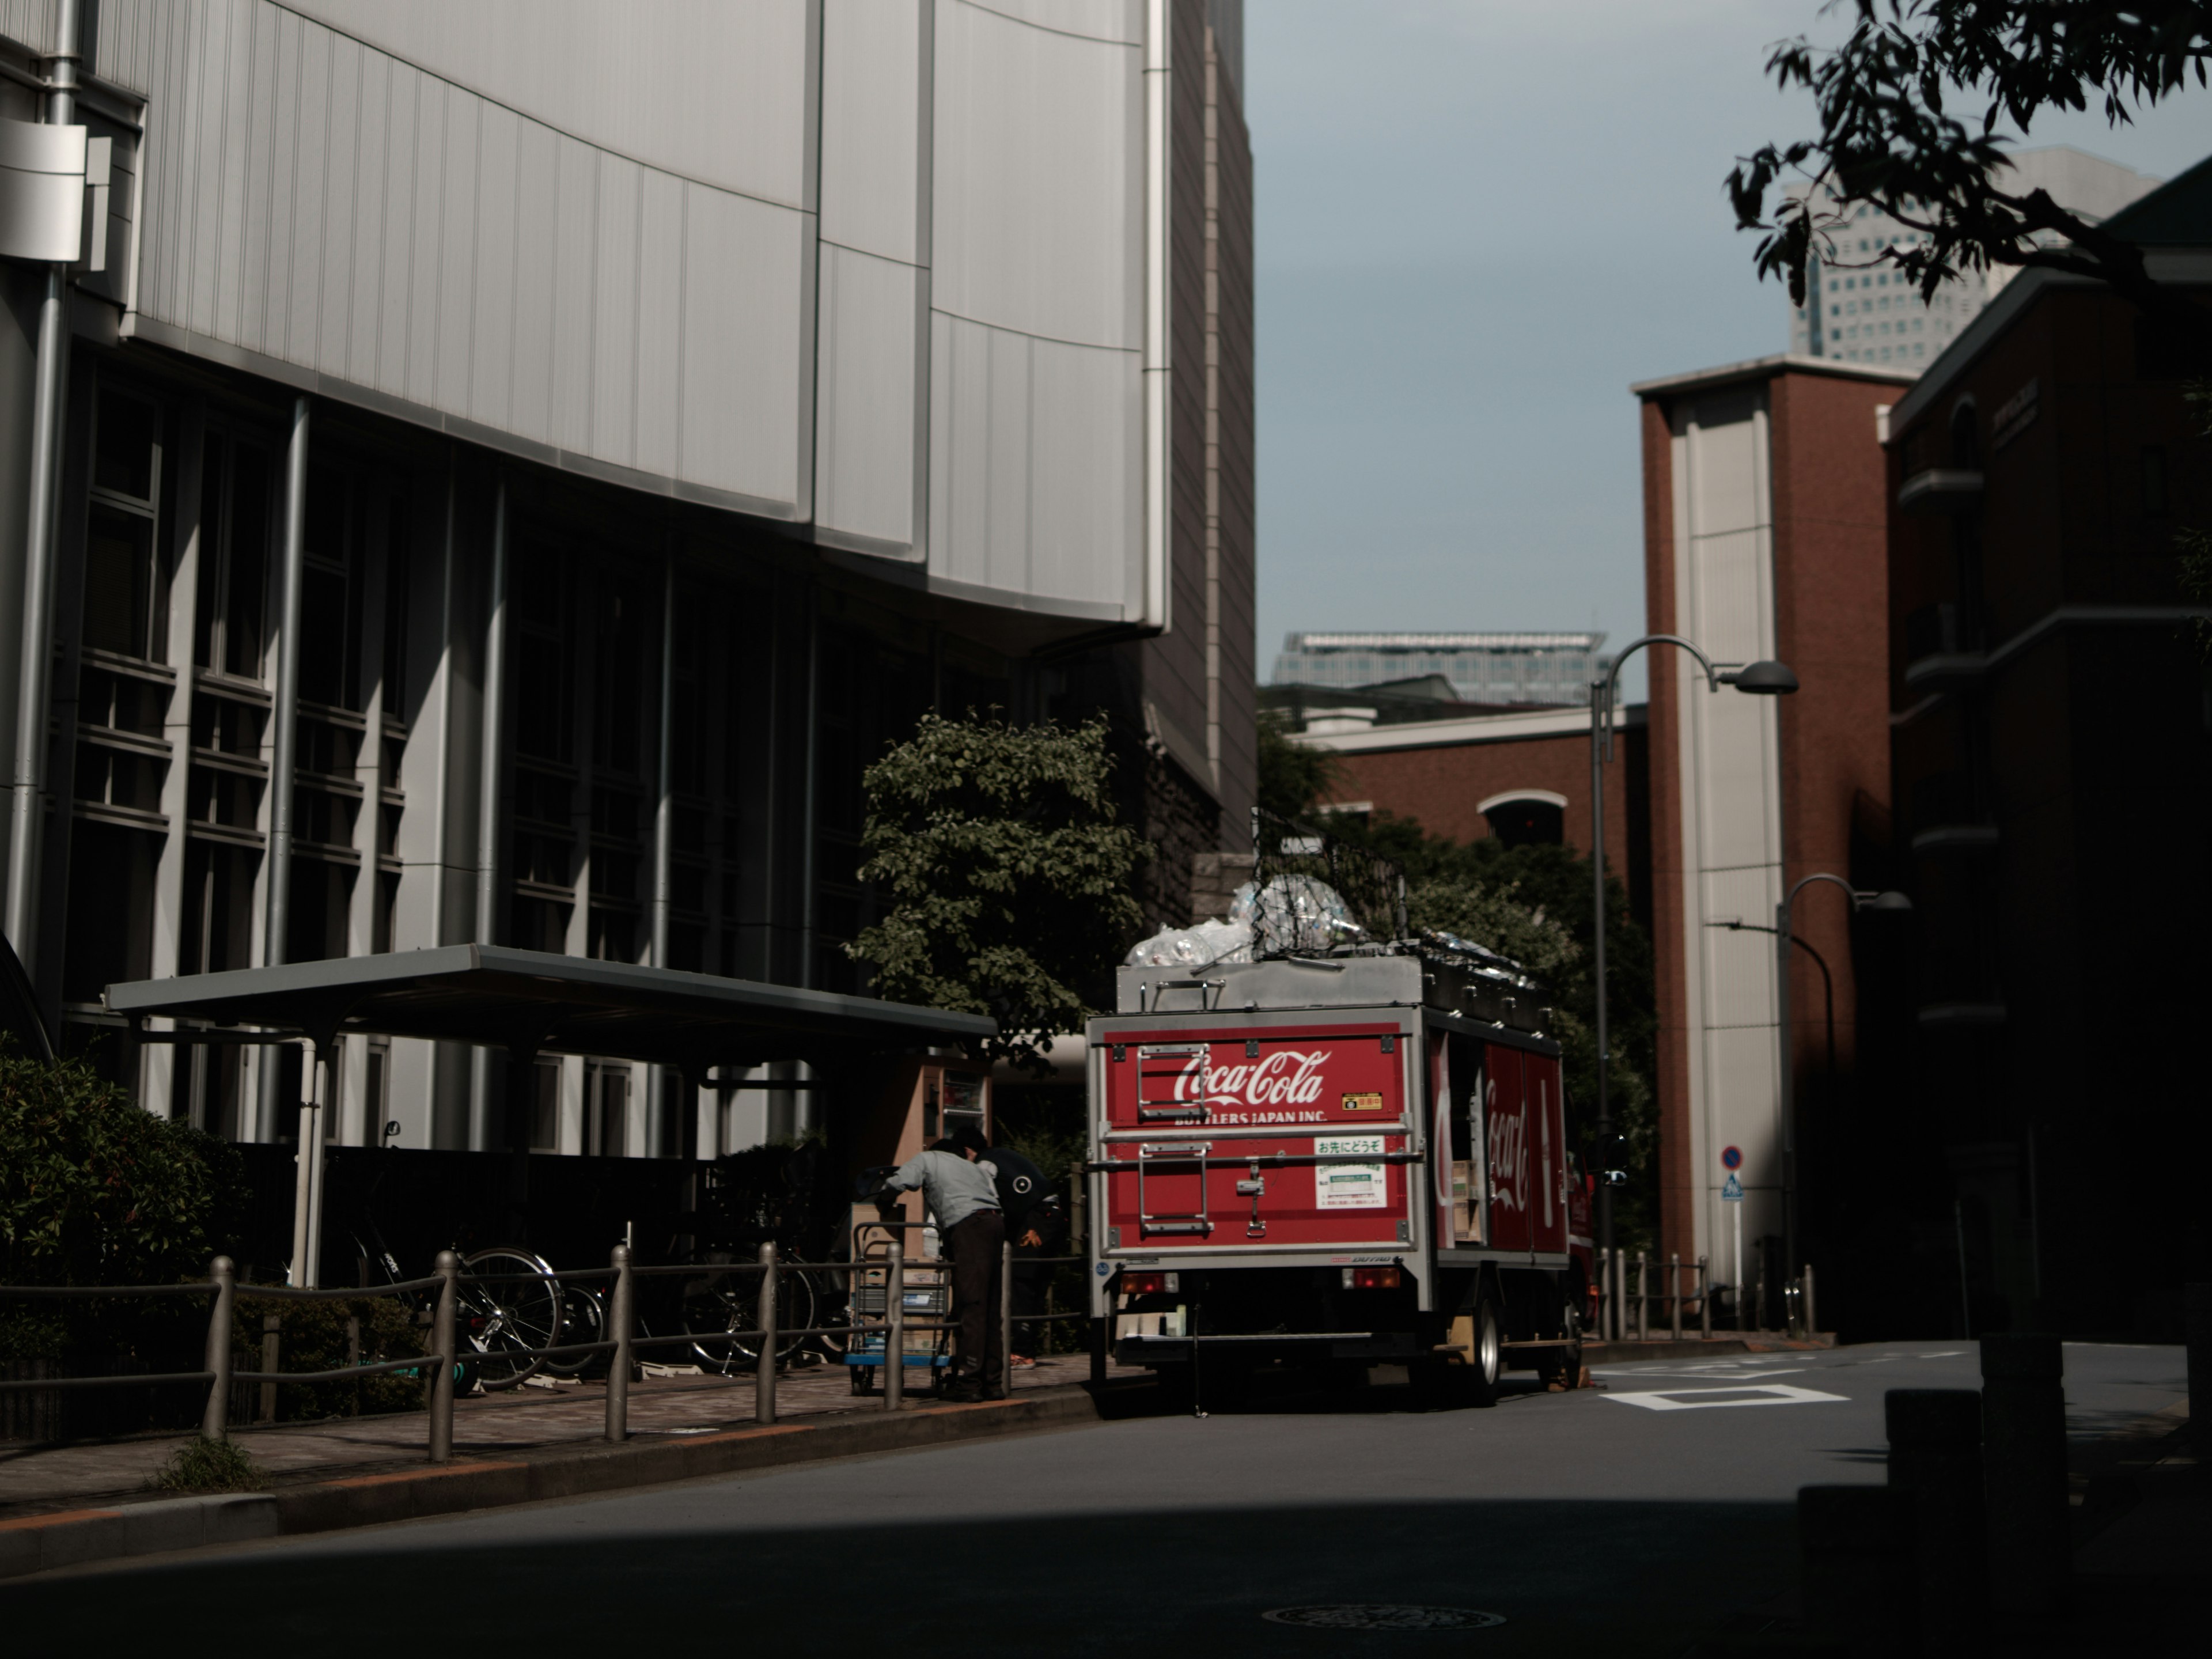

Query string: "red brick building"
[1298, 704, 1647, 901]
[1631, 354, 1913, 1316]
[1876, 162, 2212, 1336]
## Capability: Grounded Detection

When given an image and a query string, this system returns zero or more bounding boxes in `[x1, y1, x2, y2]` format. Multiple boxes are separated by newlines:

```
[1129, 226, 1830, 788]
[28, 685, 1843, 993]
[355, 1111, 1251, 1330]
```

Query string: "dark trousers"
[944, 1208, 1006, 1389]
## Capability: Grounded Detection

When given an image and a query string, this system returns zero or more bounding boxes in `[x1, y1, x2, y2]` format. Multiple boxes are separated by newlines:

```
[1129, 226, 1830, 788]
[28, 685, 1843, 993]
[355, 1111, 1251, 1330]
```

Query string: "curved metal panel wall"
[79, 0, 1158, 621]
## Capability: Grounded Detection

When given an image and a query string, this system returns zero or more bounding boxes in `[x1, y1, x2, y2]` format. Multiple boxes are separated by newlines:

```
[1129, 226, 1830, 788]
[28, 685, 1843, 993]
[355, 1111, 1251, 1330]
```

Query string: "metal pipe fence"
[2, 1239, 1103, 1457]
[1593, 1248, 1715, 1343]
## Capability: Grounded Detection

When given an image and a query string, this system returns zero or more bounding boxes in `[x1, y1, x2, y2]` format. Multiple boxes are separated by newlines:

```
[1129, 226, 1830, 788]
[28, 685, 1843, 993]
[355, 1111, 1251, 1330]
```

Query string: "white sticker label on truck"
[1315, 1135, 1387, 1209]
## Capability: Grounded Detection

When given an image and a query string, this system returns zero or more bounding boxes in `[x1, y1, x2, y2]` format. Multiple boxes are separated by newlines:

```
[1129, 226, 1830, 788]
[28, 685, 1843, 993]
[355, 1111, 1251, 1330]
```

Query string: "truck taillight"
[1343, 1267, 1401, 1290]
[1120, 1271, 1179, 1296]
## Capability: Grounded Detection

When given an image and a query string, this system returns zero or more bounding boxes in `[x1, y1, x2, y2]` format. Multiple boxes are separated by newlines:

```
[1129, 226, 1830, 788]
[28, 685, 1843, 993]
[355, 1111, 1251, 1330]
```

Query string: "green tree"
[1729, 1, 2212, 338]
[1335, 815, 1664, 1251]
[0, 1046, 245, 1361]
[849, 713, 1147, 1073]
[1255, 709, 1338, 823]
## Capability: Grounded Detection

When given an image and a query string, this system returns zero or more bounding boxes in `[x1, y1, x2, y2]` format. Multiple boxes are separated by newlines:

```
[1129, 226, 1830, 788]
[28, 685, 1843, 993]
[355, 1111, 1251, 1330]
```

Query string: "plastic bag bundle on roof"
[1229, 874, 1363, 955]
[1123, 915, 1254, 969]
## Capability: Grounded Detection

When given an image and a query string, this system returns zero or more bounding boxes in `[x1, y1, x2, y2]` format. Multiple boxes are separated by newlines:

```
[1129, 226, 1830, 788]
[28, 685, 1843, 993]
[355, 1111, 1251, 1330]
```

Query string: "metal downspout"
[468, 475, 507, 1151]
[256, 396, 310, 1141]
[3, 0, 81, 974]
[796, 582, 819, 1138]
[647, 546, 674, 1153]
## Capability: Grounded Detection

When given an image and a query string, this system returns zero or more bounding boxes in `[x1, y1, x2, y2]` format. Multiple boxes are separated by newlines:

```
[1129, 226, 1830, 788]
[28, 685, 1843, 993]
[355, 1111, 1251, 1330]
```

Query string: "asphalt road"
[9, 1341, 2186, 1656]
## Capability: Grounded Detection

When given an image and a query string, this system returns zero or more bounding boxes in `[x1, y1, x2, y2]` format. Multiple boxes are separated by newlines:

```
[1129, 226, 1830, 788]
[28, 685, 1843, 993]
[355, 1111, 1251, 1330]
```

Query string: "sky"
[1244, 1, 2212, 699]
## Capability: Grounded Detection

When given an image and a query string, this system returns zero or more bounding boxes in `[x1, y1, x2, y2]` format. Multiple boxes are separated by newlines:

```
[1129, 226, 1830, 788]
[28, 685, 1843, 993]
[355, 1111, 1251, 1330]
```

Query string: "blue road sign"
[1721, 1172, 1744, 1202]
[1721, 1145, 1743, 1171]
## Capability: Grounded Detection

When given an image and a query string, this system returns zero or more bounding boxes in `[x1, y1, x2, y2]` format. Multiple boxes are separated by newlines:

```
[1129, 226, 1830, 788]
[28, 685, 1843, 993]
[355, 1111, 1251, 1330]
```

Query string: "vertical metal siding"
[99, 0, 1153, 596]
[815, 243, 919, 548]
[633, 168, 684, 482]
[469, 100, 520, 435]
[507, 118, 558, 447]
[819, 0, 923, 266]
[589, 154, 638, 467]
[548, 134, 597, 454]
[933, 1, 1141, 351]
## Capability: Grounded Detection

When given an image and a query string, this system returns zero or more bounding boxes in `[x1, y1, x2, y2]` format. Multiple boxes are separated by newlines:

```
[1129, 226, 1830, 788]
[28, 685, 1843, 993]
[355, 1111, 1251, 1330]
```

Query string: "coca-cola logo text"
[1176, 1049, 1329, 1108]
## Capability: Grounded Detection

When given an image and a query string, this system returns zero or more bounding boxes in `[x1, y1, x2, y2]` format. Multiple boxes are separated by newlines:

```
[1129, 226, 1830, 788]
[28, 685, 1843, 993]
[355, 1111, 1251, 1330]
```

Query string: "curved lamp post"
[1589, 637, 1797, 1334]
[1775, 874, 1911, 1306]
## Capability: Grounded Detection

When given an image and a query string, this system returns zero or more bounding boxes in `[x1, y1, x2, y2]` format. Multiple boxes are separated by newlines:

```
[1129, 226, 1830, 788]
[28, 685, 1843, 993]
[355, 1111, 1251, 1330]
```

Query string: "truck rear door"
[1097, 1023, 1413, 1251]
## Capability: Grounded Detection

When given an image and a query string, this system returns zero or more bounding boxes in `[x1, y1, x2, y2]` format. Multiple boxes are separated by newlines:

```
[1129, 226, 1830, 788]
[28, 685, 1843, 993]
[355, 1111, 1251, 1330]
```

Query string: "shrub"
[0, 1046, 245, 1365]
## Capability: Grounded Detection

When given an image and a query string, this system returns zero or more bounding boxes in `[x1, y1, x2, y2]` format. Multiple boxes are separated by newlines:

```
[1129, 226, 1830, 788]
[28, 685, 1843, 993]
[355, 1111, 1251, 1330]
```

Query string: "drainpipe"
[795, 584, 819, 1139]
[255, 395, 309, 1140]
[645, 547, 675, 1153]
[468, 474, 507, 1150]
[3, 0, 81, 975]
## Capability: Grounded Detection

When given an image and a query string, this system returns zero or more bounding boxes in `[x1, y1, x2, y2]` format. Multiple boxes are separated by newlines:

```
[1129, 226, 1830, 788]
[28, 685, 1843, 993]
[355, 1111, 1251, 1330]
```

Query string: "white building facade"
[0, 0, 1255, 1156]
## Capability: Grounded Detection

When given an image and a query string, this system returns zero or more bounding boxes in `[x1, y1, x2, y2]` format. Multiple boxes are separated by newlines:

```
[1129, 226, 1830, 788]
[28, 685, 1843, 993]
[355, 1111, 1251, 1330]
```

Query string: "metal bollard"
[1698, 1255, 1711, 1340]
[1089, 1311, 1107, 1386]
[605, 1242, 634, 1443]
[200, 1255, 236, 1441]
[1803, 1263, 1818, 1337]
[2187, 1282, 2210, 1456]
[430, 1251, 459, 1464]
[1887, 1388, 1987, 1654]
[1669, 1253, 1682, 1341]
[884, 1236, 905, 1411]
[999, 1236, 1014, 1393]
[1635, 1251, 1648, 1341]
[1980, 1335, 2067, 1617]
[755, 1242, 779, 1426]
[259, 1313, 281, 1423]
[1797, 1484, 1919, 1656]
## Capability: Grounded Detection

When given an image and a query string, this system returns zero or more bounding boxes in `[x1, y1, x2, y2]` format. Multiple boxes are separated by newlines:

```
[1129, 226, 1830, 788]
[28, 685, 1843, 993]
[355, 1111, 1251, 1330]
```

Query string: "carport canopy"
[103, 944, 995, 1079]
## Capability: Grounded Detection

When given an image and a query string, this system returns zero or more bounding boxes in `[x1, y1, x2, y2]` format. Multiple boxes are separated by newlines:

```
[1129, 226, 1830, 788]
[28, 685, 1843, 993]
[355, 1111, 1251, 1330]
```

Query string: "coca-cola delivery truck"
[1086, 949, 1593, 1403]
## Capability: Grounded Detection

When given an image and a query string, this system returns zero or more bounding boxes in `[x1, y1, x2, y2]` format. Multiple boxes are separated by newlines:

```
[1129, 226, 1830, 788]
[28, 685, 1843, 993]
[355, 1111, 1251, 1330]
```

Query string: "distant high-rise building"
[1786, 146, 2161, 373]
[1271, 632, 1608, 707]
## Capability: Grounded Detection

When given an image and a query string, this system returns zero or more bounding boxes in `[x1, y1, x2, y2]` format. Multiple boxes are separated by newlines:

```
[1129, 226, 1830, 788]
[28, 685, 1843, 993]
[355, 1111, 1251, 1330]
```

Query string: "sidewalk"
[0, 1351, 1146, 1523]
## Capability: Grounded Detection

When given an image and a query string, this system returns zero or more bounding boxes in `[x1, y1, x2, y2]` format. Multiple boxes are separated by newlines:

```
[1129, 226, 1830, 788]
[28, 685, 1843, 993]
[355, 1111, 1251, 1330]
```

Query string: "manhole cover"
[1262, 1605, 1507, 1631]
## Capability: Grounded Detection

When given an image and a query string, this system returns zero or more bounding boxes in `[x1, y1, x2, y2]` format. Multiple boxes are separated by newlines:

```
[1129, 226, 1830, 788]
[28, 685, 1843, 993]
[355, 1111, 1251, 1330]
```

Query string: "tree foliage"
[849, 713, 1147, 1073]
[1256, 710, 1339, 823]
[0, 1047, 243, 1290]
[0, 1046, 246, 1362]
[1333, 814, 1664, 1252]
[1729, 1, 2212, 334]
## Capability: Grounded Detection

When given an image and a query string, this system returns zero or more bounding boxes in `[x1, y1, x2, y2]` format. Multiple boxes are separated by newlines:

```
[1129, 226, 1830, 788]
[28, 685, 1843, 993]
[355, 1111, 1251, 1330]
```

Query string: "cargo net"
[1243, 806, 1410, 960]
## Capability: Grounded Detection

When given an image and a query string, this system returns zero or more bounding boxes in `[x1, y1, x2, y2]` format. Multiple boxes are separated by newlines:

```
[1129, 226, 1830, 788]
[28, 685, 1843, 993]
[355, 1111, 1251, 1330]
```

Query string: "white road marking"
[1590, 1365, 1806, 1381]
[1601, 1382, 1850, 1412]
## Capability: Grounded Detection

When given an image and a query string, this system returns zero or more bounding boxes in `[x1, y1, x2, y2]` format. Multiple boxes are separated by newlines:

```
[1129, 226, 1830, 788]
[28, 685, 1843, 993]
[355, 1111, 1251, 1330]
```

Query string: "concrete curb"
[0, 1387, 1112, 1580]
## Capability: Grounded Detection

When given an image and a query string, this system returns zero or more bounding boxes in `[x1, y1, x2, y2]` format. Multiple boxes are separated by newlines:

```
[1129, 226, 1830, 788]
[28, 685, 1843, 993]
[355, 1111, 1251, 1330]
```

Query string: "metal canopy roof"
[103, 945, 994, 1075]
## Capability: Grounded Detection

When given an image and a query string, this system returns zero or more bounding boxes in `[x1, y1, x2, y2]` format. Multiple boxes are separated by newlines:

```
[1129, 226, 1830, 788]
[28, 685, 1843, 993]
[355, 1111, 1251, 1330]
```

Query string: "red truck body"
[1088, 956, 1592, 1395]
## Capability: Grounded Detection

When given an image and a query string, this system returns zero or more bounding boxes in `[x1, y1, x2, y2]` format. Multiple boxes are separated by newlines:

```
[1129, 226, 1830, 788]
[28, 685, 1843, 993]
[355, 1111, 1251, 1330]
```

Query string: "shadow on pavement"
[9, 1497, 1797, 1656]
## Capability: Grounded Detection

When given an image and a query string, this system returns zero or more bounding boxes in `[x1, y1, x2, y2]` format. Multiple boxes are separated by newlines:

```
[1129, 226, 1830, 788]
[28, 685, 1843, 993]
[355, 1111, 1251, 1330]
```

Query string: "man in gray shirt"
[876, 1127, 1006, 1400]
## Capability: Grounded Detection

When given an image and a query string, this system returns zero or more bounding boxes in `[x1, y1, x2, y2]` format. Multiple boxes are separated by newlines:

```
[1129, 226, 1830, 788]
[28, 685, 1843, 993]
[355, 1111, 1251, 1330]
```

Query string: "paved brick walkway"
[0, 1353, 1141, 1520]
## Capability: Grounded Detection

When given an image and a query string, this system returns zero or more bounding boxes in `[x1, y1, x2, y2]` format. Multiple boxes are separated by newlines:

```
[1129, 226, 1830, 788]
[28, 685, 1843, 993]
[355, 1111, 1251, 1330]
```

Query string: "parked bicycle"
[347, 1168, 564, 1391]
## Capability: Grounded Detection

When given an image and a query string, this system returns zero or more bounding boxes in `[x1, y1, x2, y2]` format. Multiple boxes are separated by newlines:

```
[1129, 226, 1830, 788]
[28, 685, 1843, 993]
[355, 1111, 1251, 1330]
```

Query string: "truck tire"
[1469, 1294, 1503, 1407]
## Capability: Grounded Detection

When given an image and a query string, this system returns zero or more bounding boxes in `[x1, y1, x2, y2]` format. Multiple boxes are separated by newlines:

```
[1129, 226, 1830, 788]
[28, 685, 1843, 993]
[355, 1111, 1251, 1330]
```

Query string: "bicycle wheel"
[460, 1247, 562, 1390]
[543, 1283, 607, 1378]
[683, 1265, 816, 1375]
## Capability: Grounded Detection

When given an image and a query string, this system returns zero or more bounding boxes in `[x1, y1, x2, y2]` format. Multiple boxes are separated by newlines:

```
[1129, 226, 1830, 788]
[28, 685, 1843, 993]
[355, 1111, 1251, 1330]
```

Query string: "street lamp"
[1774, 874, 1911, 1310]
[1588, 637, 1796, 1337]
